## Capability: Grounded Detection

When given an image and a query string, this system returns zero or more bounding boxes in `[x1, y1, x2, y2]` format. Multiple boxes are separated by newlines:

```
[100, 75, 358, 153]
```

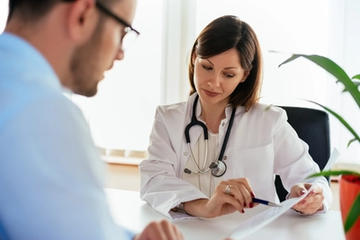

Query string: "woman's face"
[193, 48, 248, 108]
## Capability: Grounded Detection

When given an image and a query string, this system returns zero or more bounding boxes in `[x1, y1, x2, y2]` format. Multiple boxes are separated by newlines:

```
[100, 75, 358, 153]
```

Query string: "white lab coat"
[139, 93, 332, 219]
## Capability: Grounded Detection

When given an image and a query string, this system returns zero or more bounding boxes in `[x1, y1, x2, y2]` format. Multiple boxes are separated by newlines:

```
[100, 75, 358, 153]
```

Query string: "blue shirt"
[0, 32, 135, 240]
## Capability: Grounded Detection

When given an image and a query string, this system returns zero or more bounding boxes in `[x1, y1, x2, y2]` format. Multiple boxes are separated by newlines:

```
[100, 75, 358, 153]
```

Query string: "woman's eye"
[202, 65, 212, 70]
[224, 73, 234, 78]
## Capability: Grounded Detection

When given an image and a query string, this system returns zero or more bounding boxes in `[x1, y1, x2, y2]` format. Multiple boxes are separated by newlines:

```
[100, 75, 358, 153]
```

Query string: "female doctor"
[139, 15, 332, 219]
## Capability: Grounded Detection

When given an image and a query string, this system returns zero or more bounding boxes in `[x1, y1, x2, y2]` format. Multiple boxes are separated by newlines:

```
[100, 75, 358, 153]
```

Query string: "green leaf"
[352, 74, 360, 80]
[279, 54, 360, 109]
[344, 193, 360, 232]
[307, 170, 360, 178]
[278, 55, 302, 67]
[306, 100, 360, 145]
[348, 138, 357, 148]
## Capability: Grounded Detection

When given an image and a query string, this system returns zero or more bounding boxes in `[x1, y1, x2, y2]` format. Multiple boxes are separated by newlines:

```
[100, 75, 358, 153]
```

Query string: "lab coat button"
[223, 156, 227, 160]
[184, 152, 188, 156]
[222, 122, 225, 127]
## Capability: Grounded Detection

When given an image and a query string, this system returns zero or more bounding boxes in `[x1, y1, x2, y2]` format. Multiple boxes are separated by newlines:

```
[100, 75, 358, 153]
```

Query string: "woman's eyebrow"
[204, 58, 239, 70]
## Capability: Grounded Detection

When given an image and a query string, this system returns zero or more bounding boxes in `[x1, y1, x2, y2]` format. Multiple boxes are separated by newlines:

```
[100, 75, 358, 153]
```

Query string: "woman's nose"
[207, 73, 221, 87]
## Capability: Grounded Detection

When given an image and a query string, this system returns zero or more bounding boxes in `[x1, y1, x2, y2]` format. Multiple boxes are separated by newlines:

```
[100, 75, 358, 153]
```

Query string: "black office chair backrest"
[275, 106, 331, 201]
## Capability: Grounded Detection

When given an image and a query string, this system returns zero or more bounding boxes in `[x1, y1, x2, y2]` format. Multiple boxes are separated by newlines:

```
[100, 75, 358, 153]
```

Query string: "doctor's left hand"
[183, 178, 258, 218]
[288, 183, 325, 215]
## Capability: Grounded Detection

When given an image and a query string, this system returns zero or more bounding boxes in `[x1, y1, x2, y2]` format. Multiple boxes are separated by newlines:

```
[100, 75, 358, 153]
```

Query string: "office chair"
[275, 106, 331, 202]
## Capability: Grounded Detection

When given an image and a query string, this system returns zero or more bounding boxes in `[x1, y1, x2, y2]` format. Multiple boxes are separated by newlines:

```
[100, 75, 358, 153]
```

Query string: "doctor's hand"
[183, 178, 258, 218]
[289, 183, 325, 215]
[133, 220, 184, 240]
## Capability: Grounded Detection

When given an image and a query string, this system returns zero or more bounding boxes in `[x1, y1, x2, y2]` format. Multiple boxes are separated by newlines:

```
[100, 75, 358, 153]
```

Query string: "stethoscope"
[184, 95, 236, 177]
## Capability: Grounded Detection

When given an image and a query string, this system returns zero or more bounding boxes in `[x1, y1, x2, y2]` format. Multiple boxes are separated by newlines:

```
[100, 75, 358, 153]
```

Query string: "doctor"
[139, 15, 332, 219]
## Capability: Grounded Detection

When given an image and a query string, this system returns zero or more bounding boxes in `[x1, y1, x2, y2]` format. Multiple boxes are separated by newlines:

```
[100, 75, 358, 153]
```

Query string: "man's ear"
[241, 70, 250, 82]
[66, 0, 98, 45]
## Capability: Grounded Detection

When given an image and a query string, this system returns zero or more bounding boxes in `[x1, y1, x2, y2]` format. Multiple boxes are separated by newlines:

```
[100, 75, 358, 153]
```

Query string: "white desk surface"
[105, 189, 346, 240]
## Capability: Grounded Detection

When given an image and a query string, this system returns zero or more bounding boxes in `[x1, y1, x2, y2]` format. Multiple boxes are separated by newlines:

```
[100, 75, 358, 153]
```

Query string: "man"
[0, 0, 183, 239]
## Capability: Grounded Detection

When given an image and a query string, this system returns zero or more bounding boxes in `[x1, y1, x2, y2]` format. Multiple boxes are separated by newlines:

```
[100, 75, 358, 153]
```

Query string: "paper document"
[322, 148, 339, 171]
[229, 148, 339, 240]
[229, 183, 313, 239]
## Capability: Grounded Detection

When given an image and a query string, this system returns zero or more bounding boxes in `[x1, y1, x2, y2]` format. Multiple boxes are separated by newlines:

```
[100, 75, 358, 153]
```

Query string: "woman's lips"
[203, 89, 219, 97]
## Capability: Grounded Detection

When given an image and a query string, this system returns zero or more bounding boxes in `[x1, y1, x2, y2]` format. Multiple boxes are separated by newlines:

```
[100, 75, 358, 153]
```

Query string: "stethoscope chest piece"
[210, 161, 227, 177]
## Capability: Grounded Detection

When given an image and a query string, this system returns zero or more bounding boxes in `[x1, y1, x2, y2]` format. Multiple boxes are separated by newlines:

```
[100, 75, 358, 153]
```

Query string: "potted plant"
[279, 54, 360, 240]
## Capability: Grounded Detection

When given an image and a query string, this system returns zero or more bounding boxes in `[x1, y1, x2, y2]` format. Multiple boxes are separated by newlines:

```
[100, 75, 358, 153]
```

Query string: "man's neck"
[5, 16, 74, 89]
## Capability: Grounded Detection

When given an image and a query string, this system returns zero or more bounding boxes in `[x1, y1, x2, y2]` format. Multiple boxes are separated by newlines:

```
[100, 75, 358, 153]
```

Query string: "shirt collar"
[190, 93, 244, 121]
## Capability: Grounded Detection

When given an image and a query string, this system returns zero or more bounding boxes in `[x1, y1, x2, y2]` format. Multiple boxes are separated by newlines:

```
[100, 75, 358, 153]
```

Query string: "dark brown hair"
[8, 0, 118, 22]
[188, 15, 263, 111]
[8, 0, 59, 21]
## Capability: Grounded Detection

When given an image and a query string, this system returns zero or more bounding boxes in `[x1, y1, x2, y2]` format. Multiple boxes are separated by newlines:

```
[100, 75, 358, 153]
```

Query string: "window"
[71, 0, 163, 155]
[195, 0, 330, 106]
[194, 0, 360, 164]
[1, 0, 359, 164]
[0, 1, 8, 32]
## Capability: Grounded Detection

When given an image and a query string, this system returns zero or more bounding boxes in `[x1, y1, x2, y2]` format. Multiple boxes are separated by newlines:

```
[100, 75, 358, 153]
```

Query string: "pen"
[252, 197, 281, 207]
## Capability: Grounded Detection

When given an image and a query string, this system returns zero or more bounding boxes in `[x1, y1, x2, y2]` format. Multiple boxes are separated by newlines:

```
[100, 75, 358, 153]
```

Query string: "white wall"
[162, 0, 360, 164]
[0, 0, 359, 164]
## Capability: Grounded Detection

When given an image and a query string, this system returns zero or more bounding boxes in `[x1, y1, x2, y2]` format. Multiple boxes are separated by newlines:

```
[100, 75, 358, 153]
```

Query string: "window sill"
[101, 155, 143, 166]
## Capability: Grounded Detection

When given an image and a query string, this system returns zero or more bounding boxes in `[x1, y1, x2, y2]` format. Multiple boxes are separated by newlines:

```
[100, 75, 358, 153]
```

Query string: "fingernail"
[300, 190, 306, 195]
[251, 192, 255, 198]
[301, 200, 306, 204]
[241, 209, 245, 213]
[310, 190, 315, 195]
[249, 202, 254, 208]
[244, 203, 247, 207]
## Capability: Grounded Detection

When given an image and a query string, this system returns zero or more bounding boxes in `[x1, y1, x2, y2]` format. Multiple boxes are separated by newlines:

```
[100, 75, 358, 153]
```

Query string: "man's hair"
[8, 0, 61, 22]
[8, 0, 119, 22]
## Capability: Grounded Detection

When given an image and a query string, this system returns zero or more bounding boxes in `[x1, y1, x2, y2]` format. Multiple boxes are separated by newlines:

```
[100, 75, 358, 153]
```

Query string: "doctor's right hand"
[183, 178, 258, 218]
[133, 220, 184, 240]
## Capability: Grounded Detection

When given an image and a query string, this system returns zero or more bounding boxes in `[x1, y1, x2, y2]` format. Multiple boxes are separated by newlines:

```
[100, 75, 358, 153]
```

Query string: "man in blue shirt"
[0, 0, 183, 239]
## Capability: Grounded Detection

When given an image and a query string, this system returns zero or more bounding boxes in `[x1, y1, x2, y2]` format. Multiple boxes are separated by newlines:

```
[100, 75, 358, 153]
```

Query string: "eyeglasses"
[95, 1, 140, 51]
[62, 0, 140, 51]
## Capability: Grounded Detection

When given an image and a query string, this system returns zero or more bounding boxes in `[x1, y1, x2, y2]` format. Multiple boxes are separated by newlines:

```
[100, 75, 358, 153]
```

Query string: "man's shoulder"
[0, 84, 83, 131]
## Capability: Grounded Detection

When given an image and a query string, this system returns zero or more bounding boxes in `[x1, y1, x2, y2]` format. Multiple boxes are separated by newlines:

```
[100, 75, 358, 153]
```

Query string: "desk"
[105, 189, 345, 240]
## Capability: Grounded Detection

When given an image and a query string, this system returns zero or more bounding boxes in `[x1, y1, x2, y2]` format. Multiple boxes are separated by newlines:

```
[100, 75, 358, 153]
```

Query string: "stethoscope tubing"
[187, 141, 209, 173]
[184, 94, 236, 177]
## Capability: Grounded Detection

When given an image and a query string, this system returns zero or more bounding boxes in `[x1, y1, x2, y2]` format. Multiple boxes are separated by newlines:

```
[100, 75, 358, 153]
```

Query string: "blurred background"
[1, 0, 359, 168]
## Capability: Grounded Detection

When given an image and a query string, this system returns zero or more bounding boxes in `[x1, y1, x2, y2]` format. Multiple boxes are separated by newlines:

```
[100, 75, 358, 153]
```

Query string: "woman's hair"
[188, 15, 263, 111]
